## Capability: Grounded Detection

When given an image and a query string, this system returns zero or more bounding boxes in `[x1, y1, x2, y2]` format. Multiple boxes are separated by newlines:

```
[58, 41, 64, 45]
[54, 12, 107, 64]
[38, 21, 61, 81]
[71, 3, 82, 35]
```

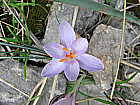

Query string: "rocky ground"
[0, 1, 140, 105]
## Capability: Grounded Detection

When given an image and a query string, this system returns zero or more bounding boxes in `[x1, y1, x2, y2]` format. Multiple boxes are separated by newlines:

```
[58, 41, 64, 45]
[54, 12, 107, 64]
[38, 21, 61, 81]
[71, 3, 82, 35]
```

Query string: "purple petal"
[59, 21, 76, 48]
[43, 42, 65, 59]
[76, 54, 104, 72]
[41, 59, 66, 78]
[71, 38, 88, 55]
[52, 95, 75, 105]
[64, 60, 80, 81]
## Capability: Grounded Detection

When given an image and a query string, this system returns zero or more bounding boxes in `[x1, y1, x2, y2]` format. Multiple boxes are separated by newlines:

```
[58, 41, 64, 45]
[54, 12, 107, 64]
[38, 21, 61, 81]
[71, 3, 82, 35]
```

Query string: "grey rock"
[0, 59, 42, 105]
[88, 24, 136, 90]
[75, 24, 125, 105]
[75, 8, 100, 36]
[0, 59, 66, 105]
[42, 2, 102, 44]
[42, 3, 75, 45]
[89, 24, 122, 89]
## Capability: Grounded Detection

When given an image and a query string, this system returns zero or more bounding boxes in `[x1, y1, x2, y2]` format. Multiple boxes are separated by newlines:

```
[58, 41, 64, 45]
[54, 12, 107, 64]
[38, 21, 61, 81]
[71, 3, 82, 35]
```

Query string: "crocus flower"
[41, 21, 104, 81]
[50, 94, 75, 105]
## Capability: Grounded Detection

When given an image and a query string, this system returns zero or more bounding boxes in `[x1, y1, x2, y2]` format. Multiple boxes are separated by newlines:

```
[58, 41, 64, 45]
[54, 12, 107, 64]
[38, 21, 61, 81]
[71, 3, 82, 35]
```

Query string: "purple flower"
[51, 94, 75, 105]
[41, 21, 104, 81]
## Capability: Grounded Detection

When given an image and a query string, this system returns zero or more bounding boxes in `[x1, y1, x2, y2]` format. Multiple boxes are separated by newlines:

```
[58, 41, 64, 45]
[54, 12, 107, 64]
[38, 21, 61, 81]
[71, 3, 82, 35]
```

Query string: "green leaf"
[94, 98, 116, 105]
[78, 91, 117, 105]
[114, 90, 129, 99]
[0, 2, 35, 6]
[6, 26, 18, 37]
[65, 81, 75, 93]
[28, 95, 41, 101]
[0, 37, 20, 43]
[23, 55, 28, 80]
[65, 75, 95, 93]
[0, 51, 22, 54]
[78, 90, 92, 98]
[80, 75, 95, 85]
[54, 0, 140, 25]
[9, 2, 35, 6]
[116, 72, 137, 85]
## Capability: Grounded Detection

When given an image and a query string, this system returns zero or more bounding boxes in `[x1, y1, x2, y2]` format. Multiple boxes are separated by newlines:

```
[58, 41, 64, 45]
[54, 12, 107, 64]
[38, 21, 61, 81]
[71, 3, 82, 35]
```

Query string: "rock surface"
[0, 59, 41, 105]
[42, 3, 75, 45]
[89, 24, 122, 90]
[88, 24, 135, 90]
[0, 59, 66, 105]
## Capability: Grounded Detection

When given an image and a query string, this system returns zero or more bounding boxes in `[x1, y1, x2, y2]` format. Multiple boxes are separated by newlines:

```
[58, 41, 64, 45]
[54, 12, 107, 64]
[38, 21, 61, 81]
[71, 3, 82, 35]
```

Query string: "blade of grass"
[0, 56, 49, 59]
[0, 37, 21, 43]
[121, 60, 140, 72]
[78, 90, 117, 105]
[0, 42, 44, 53]
[0, 51, 49, 59]
[12, 5, 42, 48]
[54, 0, 140, 25]
[26, 79, 44, 105]
[65, 75, 95, 94]
[28, 95, 41, 101]
[3, 1, 44, 48]
[114, 97, 140, 104]
[110, 0, 126, 99]
[0, 51, 23, 54]
[6, 26, 21, 41]
[0, 20, 19, 30]
[114, 90, 129, 102]
[116, 72, 137, 85]
[0, 49, 49, 59]
[9, 2, 35, 6]
[48, 75, 58, 105]
[32, 78, 47, 105]
[0, 2, 35, 6]
[2, 0, 25, 30]
[12, 5, 32, 45]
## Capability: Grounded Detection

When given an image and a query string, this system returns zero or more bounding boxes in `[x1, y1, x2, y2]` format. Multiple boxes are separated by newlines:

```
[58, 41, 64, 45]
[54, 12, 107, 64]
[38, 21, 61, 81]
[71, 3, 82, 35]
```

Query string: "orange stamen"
[63, 48, 69, 52]
[59, 48, 76, 62]
[59, 59, 67, 62]
[70, 54, 76, 58]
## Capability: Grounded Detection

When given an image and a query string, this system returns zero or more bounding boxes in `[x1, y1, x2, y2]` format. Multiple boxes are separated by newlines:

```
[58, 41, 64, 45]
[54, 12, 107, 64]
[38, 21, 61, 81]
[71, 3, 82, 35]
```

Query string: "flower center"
[59, 48, 76, 62]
